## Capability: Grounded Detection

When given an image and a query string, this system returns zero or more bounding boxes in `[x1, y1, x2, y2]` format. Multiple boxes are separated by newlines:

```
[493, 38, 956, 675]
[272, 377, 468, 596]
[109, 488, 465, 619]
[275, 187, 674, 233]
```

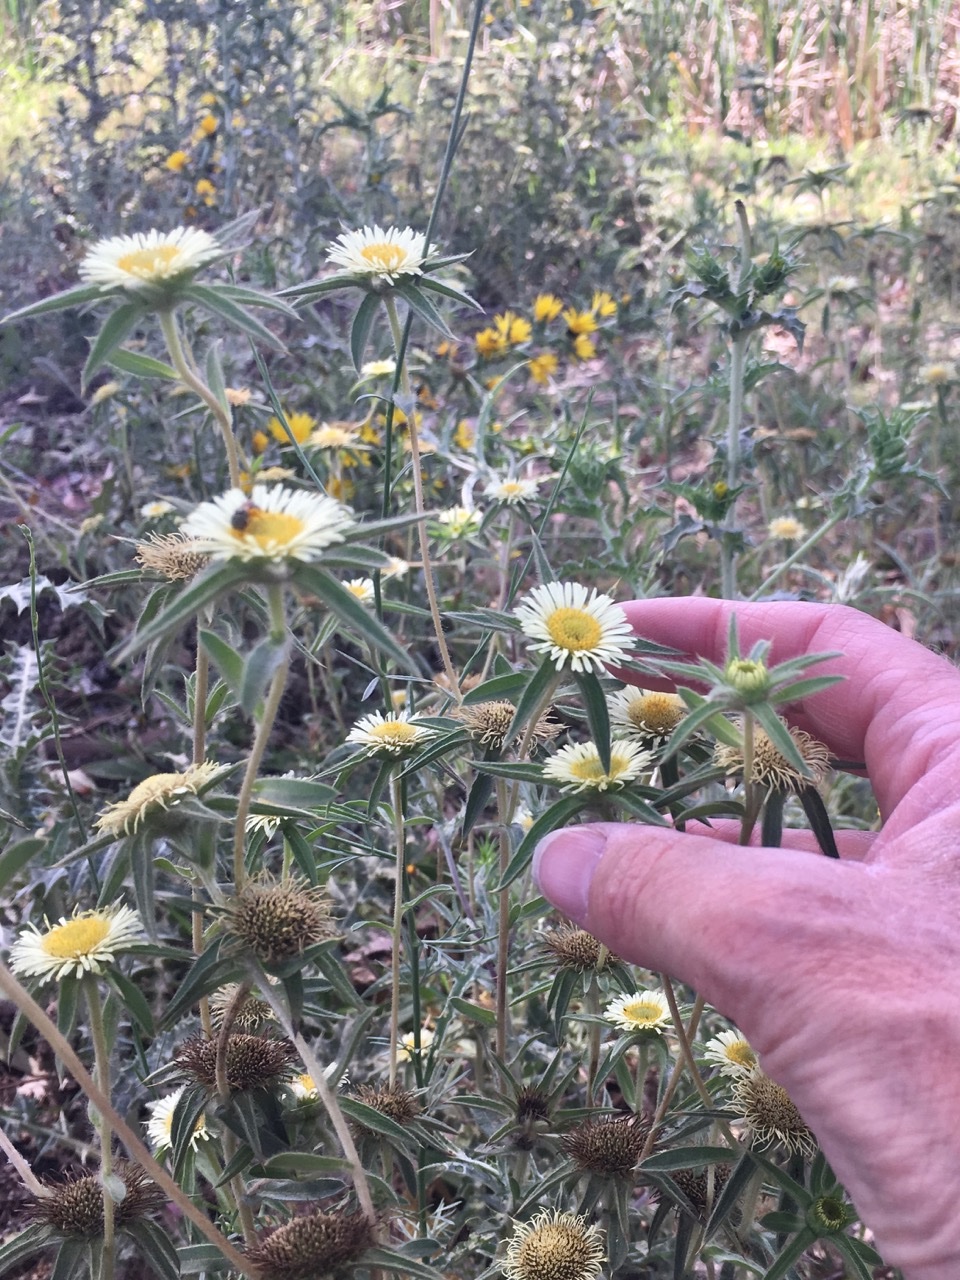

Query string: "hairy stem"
[383, 294, 460, 700]
[82, 978, 115, 1280]
[158, 307, 240, 489]
[389, 772, 406, 1091]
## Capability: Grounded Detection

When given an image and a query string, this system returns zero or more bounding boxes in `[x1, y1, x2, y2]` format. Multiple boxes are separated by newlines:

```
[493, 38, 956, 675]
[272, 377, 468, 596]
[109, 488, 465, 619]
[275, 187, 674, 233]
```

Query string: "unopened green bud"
[724, 658, 770, 698]
[807, 1193, 852, 1235]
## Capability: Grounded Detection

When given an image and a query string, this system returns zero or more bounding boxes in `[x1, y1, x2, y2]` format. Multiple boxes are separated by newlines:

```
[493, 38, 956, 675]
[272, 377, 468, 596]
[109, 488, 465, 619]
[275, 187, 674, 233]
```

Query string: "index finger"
[623, 598, 960, 822]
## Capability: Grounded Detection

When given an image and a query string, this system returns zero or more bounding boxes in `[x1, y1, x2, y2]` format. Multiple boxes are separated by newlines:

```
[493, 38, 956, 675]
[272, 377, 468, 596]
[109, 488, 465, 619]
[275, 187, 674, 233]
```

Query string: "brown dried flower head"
[515, 1085, 552, 1126]
[607, 688, 687, 746]
[731, 1069, 817, 1157]
[352, 1083, 422, 1127]
[208, 983, 275, 1031]
[714, 719, 831, 793]
[223, 877, 335, 965]
[246, 1208, 375, 1279]
[31, 1162, 165, 1238]
[670, 1165, 731, 1218]
[539, 925, 618, 972]
[174, 1033, 296, 1092]
[458, 700, 561, 751]
[561, 1114, 649, 1179]
[135, 531, 208, 581]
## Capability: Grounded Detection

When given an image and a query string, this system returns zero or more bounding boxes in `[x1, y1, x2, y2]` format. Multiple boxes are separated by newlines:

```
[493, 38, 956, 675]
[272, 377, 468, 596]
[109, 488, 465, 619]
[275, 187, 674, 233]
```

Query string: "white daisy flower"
[434, 506, 482, 538]
[146, 1086, 211, 1153]
[514, 581, 635, 673]
[327, 225, 429, 284]
[180, 483, 354, 564]
[140, 500, 175, 520]
[731, 1069, 817, 1157]
[95, 761, 221, 836]
[542, 740, 652, 793]
[397, 1028, 435, 1061]
[606, 687, 686, 745]
[287, 1063, 345, 1101]
[9, 904, 144, 982]
[80, 227, 221, 293]
[703, 1028, 758, 1077]
[346, 711, 436, 756]
[360, 358, 397, 377]
[383, 556, 410, 579]
[604, 989, 671, 1033]
[486, 476, 541, 505]
[344, 577, 375, 604]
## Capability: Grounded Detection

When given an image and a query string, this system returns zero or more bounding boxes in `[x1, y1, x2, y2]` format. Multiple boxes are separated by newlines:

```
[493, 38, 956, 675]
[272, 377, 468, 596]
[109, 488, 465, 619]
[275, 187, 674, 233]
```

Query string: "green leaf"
[642, 1145, 736, 1172]
[82, 301, 146, 389]
[107, 349, 178, 380]
[49, 1238, 89, 1280]
[2, 282, 106, 325]
[215, 283, 299, 317]
[470, 760, 545, 782]
[0, 1223, 54, 1277]
[178, 1243, 234, 1274]
[199, 630, 245, 699]
[418, 275, 482, 310]
[252, 776, 338, 810]
[350, 291, 381, 370]
[106, 969, 155, 1035]
[574, 670, 611, 772]
[449, 996, 497, 1027]
[260, 1152, 352, 1177]
[338, 1096, 413, 1144]
[758, 1229, 817, 1280]
[547, 966, 580, 1040]
[797, 786, 840, 858]
[118, 563, 250, 661]
[124, 1221, 182, 1280]
[505, 658, 560, 748]
[205, 340, 229, 416]
[291, 563, 416, 672]
[182, 284, 286, 349]
[0, 837, 44, 893]
[277, 271, 361, 300]
[160, 939, 241, 1027]
[362, 1247, 445, 1279]
[240, 633, 290, 716]
[392, 280, 455, 339]
[461, 672, 528, 704]
[170, 1084, 211, 1179]
[460, 772, 495, 842]
[751, 703, 814, 778]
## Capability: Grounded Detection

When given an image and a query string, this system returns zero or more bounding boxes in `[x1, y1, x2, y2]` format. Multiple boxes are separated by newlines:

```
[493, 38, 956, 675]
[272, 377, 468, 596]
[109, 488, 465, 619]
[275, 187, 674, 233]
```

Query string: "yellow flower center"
[360, 242, 408, 273]
[233, 510, 305, 549]
[628, 692, 684, 734]
[546, 607, 603, 652]
[727, 1041, 758, 1068]
[294, 1073, 316, 1093]
[569, 756, 609, 783]
[42, 916, 110, 959]
[371, 722, 419, 745]
[501, 482, 524, 496]
[622, 997, 664, 1024]
[116, 245, 184, 279]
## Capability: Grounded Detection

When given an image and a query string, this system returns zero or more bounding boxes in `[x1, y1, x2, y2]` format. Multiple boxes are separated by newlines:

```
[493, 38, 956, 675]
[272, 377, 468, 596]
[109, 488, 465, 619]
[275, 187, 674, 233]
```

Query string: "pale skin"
[533, 599, 960, 1279]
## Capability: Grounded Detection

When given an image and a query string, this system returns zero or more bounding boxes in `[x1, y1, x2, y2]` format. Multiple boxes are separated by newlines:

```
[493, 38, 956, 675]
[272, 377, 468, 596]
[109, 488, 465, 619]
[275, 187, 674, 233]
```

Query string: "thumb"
[532, 821, 866, 1032]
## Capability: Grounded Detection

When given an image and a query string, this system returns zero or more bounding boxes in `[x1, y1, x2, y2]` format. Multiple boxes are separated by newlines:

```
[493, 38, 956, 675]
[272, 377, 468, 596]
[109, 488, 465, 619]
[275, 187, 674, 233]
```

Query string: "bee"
[230, 502, 263, 532]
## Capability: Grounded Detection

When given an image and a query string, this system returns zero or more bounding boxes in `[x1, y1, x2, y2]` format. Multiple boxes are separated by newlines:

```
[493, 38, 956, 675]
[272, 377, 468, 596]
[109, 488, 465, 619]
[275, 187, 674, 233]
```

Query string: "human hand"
[533, 598, 960, 1279]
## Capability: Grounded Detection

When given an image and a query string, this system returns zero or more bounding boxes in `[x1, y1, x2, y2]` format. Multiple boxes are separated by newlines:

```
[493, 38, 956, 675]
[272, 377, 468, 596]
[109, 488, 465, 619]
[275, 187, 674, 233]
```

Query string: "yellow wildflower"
[199, 92, 218, 107]
[529, 351, 559, 385]
[198, 114, 218, 136]
[454, 420, 476, 451]
[268, 412, 316, 446]
[195, 178, 216, 206]
[563, 307, 598, 336]
[251, 429, 269, 455]
[165, 150, 189, 173]
[475, 327, 506, 358]
[591, 290, 617, 317]
[533, 293, 564, 323]
[494, 311, 532, 345]
[573, 334, 597, 360]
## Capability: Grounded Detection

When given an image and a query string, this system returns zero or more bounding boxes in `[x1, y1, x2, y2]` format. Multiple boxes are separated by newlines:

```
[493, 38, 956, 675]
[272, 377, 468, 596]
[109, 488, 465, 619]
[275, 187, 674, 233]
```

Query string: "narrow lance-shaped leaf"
[183, 284, 287, 349]
[82, 301, 147, 389]
[350, 290, 381, 371]
[291, 563, 417, 672]
[575, 669, 612, 772]
[117, 563, 250, 661]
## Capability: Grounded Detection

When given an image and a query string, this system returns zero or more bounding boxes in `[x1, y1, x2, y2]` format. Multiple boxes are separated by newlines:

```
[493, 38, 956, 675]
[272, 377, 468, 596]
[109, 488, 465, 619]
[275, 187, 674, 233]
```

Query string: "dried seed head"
[715, 720, 831, 793]
[502, 1208, 605, 1280]
[31, 1163, 165, 1237]
[539, 926, 618, 972]
[458, 700, 561, 751]
[670, 1165, 731, 1217]
[731, 1070, 817, 1157]
[246, 1208, 375, 1279]
[606, 688, 686, 746]
[135, 531, 208, 580]
[515, 1086, 551, 1126]
[208, 984, 275, 1031]
[561, 1114, 649, 1179]
[352, 1083, 421, 1127]
[223, 878, 335, 965]
[174, 1034, 296, 1092]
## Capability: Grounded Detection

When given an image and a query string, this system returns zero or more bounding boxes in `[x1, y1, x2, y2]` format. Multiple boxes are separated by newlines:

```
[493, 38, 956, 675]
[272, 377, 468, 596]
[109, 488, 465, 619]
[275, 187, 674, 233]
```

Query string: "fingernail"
[533, 827, 608, 923]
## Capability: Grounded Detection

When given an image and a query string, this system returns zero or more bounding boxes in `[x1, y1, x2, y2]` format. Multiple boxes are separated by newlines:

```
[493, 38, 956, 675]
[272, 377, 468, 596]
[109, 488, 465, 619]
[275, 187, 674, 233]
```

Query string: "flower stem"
[389, 771, 407, 1091]
[383, 294, 461, 701]
[749, 510, 844, 600]
[82, 977, 115, 1280]
[660, 977, 738, 1148]
[739, 712, 762, 846]
[720, 202, 752, 601]
[252, 977, 378, 1229]
[233, 584, 289, 889]
[640, 994, 706, 1163]
[213, 981, 258, 1247]
[158, 307, 241, 489]
[494, 777, 513, 1058]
